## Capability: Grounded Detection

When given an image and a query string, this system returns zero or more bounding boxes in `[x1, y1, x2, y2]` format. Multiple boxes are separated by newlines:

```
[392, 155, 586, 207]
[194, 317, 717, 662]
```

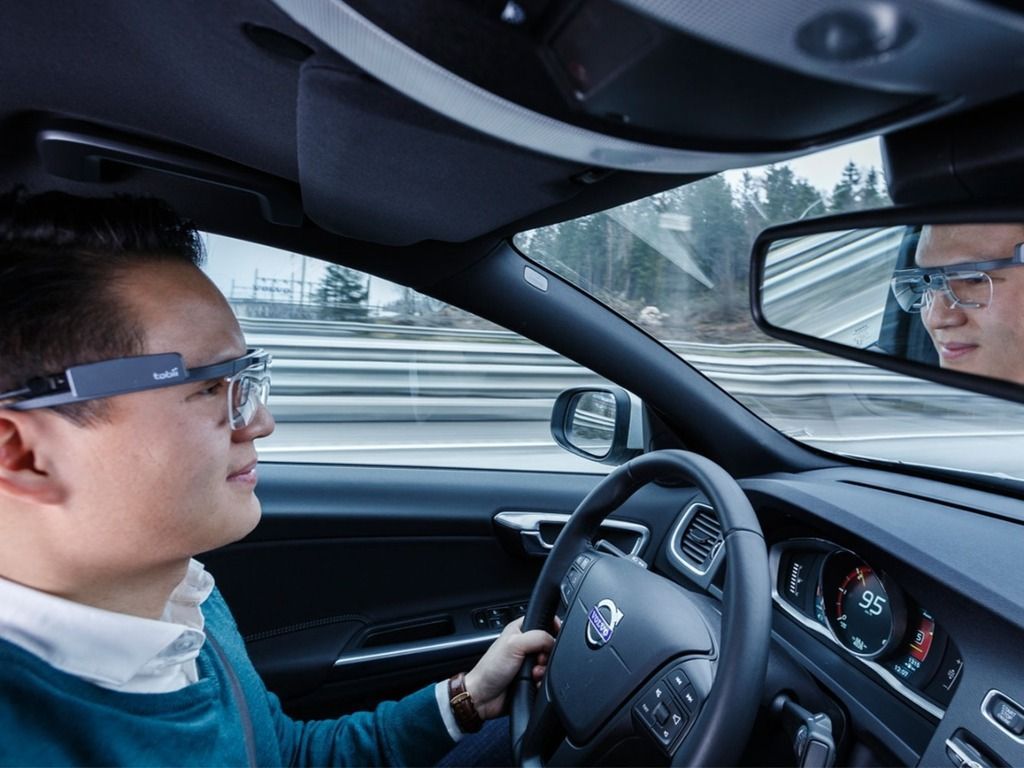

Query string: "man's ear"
[0, 415, 67, 505]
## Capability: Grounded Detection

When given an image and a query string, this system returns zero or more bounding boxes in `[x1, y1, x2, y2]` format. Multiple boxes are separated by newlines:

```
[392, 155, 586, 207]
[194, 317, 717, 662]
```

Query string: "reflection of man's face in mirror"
[915, 224, 1024, 384]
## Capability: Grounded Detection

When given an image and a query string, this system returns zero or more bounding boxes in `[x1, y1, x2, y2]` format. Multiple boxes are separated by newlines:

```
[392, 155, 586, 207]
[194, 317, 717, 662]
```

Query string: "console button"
[988, 694, 1024, 736]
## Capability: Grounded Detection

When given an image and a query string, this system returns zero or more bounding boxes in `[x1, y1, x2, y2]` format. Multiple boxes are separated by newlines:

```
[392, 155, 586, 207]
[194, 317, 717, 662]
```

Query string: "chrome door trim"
[334, 632, 501, 668]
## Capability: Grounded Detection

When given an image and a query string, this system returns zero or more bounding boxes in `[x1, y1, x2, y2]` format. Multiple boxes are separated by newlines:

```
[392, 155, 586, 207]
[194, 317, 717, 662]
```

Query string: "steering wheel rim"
[510, 449, 771, 766]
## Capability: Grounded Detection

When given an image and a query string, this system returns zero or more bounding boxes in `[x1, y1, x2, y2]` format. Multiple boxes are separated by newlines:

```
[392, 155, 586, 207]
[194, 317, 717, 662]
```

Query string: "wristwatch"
[448, 672, 484, 733]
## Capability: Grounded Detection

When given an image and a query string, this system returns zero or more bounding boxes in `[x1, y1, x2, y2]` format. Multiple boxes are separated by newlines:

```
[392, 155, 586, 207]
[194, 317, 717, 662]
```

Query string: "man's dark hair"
[0, 188, 205, 425]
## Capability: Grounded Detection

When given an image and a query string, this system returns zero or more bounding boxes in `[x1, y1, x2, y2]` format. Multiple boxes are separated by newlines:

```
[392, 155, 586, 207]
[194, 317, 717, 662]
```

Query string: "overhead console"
[272, 0, 1024, 173]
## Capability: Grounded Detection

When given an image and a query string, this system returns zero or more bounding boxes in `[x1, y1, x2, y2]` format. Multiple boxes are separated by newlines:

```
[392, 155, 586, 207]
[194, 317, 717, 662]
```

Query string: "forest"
[316, 160, 889, 342]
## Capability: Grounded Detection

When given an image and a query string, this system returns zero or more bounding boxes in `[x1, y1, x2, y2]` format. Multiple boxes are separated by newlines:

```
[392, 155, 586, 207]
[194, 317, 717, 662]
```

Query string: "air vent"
[673, 503, 723, 575]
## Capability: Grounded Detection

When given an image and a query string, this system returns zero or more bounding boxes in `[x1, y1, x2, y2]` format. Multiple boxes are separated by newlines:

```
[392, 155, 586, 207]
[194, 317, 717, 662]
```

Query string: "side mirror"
[550, 387, 646, 465]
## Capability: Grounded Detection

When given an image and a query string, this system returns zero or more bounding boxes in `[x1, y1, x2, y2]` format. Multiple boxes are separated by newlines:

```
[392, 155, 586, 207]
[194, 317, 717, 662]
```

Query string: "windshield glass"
[514, 138, 1024, 483]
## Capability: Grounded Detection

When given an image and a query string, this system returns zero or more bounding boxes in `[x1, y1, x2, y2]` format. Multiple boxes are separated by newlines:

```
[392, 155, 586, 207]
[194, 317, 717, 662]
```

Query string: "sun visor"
[297, 63, 582, 245]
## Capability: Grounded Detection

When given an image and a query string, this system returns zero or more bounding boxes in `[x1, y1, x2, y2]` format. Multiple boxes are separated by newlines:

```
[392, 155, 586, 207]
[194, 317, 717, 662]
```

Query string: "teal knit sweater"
[0, 589, 455, 766]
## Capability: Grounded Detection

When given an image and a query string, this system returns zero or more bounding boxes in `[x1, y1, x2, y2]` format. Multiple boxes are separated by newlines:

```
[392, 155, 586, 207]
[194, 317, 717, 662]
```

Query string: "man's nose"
[922, 289, 967, 327]
[232, 401, 275, 441]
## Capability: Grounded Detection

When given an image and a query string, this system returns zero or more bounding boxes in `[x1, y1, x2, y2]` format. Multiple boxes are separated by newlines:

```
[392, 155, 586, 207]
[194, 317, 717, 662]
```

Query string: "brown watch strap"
[448, 672, 484, 734]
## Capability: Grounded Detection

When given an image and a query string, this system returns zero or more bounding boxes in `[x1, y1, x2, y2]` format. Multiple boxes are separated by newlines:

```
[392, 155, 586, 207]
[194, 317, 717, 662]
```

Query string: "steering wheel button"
[559, 579, 573, 603]
[648, 700, 687, 747]
[634, 702, 652, 723]
[653, 702, 671, 725]
[635, 688, 665, 725]
[667, 668, 690, 691]
[678, 685, 699, 711]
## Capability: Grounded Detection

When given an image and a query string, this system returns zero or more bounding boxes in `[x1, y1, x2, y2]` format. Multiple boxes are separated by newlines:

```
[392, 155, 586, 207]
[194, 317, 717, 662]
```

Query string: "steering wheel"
[510, 450, 771, 766]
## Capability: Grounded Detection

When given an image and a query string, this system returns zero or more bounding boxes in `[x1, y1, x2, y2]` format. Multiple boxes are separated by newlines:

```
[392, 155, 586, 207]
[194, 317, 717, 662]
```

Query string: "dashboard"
[771, 539, 961, 719]
[635, 465, 1024, 767]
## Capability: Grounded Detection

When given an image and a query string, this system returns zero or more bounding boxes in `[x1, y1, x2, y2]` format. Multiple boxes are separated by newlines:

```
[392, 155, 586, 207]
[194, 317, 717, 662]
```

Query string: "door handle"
[494, 511, 649, 558]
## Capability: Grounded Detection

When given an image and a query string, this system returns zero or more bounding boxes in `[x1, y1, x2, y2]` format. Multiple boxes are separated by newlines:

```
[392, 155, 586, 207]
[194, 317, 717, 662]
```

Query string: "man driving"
[0, 190, 554, 766]
[890, 223, 1024, 384]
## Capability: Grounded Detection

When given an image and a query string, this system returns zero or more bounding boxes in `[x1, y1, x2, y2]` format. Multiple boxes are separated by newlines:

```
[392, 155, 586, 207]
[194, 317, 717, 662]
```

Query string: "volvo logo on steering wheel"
[586, 598, 624, 649]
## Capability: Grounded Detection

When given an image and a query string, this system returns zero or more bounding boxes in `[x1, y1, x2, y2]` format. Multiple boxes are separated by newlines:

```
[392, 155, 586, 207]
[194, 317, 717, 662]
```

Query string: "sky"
[723, 136, 884, 194]
[203, 136, 886, 302]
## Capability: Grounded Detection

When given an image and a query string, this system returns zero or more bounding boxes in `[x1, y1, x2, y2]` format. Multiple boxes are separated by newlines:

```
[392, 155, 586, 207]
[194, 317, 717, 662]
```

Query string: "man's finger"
[514, 628, 555, 655]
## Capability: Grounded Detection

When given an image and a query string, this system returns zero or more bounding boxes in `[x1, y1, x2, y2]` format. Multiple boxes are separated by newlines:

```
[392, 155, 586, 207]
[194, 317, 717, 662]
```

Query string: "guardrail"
[241, 319, 961, 422]
[760, 226, 903, 348]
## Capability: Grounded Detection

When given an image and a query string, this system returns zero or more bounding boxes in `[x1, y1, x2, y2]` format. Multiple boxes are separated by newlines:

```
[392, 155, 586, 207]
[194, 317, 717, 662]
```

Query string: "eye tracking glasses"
[0, 348, 271, 430]
[890, 243, 1024, 313]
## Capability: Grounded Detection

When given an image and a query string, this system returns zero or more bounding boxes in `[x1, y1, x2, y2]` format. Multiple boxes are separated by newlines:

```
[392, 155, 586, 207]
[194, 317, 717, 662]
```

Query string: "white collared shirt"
[0, 559, 213, 693]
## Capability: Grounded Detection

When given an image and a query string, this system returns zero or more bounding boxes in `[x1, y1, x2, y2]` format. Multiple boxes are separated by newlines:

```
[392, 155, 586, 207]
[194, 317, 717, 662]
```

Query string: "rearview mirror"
[751, 206, 1024, 405]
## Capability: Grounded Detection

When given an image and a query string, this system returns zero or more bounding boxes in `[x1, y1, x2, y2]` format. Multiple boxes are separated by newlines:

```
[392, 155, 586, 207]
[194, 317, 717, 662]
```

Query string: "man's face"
[915, 223, 1024, 384]
[43, 260, 275, 573]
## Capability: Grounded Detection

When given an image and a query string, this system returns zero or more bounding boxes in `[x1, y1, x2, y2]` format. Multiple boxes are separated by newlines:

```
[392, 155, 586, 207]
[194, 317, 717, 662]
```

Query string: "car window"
[201, 235, 611, 473]
[514, 137, 1024, 484]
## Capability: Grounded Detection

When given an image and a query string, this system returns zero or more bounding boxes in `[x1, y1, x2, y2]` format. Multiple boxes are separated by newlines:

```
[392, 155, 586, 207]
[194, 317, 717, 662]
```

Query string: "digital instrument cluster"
[772, 540, 963, 714]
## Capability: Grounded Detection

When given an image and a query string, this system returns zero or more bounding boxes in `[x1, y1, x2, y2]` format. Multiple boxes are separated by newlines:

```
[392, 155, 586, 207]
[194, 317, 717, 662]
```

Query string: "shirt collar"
[0, 558, 214, 689]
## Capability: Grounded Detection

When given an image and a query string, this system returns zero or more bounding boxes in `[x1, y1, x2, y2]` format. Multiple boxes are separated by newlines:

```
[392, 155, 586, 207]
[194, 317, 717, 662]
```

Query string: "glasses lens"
[890, 273, 928, 312]
[228, 366, 271, 429]
[944, 271, 993, 309]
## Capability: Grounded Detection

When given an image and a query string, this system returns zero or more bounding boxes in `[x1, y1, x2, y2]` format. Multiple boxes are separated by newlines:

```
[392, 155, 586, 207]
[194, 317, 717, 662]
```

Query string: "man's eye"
[199, 380, 225, 396]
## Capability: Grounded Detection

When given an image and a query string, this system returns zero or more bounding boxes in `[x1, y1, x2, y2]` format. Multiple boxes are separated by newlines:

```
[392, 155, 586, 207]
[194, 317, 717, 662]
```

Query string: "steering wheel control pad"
[547, 553, 715, 744]
[632, 658, 714, 753]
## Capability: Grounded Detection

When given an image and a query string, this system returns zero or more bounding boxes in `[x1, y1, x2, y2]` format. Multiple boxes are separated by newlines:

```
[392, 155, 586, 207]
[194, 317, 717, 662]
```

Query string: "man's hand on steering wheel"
[465, 617, 557, 720]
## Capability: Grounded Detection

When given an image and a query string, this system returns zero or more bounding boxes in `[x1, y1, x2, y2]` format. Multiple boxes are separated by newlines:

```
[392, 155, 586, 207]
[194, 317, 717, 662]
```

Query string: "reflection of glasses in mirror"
[891, 270, 993, 313]
[890, 244, 1024, 313]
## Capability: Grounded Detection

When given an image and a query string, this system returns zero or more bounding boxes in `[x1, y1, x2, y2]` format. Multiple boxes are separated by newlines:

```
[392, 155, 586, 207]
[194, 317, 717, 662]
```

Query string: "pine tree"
[761, 165, 823, 223]
[830, 161, 862, 212]
[859, 167, 889, 209]
[316, 264, 370, 321]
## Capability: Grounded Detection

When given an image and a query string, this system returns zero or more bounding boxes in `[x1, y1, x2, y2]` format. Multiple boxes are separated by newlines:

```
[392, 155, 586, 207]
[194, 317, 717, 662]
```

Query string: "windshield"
[514, 138, 1024, 484]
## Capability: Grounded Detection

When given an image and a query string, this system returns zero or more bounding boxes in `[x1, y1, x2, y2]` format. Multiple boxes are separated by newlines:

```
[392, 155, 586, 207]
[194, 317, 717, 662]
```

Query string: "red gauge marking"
[909, 614, 935, 661]
[835, 566, 873, 620]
